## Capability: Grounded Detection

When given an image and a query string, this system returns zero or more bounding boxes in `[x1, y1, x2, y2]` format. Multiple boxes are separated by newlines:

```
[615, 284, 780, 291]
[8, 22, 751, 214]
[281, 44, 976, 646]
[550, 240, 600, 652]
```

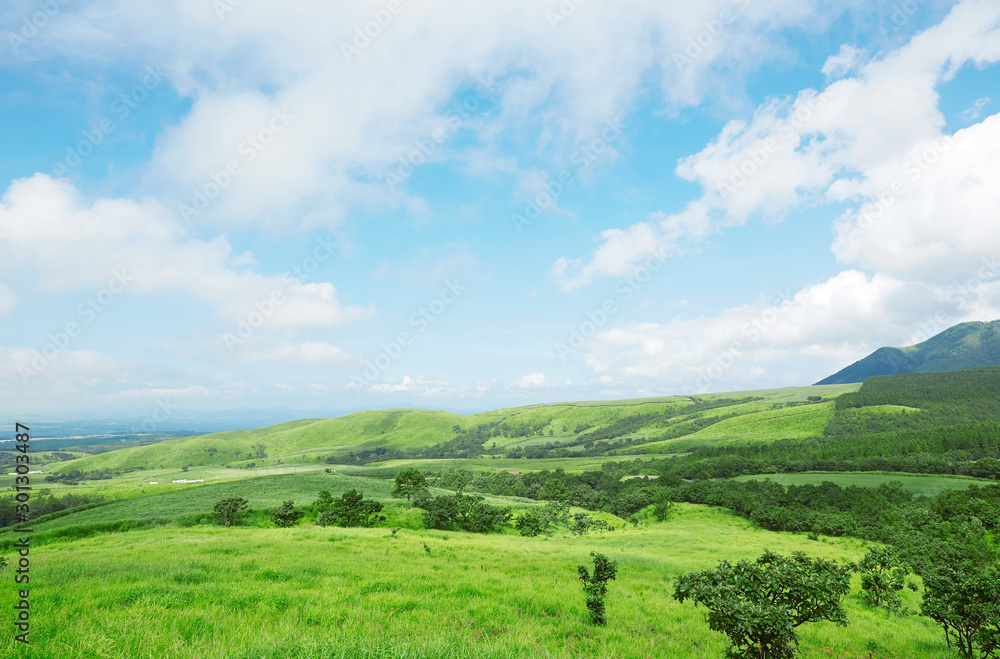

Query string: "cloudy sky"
[2, 0, 999, 419]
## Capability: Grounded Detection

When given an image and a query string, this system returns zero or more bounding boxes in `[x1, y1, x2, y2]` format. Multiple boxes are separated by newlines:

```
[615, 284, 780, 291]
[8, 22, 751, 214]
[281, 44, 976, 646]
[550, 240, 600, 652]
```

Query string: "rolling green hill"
[44, 384, 858, 477]
[817, 319, 1000, 384]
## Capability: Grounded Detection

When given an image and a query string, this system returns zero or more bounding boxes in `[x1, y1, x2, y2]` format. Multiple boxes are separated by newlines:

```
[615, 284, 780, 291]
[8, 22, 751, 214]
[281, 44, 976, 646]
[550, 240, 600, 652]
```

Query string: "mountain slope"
[47, 384, 857, 474]
[817, 320, 1000, 385]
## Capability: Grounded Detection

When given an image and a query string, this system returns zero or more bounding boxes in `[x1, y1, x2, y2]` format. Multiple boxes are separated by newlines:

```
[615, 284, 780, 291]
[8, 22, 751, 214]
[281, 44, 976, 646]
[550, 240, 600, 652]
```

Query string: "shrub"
[270, 500, 303, 528]
[578, 551, 618, 626]
[212, 497, 250, 526]
[673, 550, 851, 659]
[318, 489, 385, 528]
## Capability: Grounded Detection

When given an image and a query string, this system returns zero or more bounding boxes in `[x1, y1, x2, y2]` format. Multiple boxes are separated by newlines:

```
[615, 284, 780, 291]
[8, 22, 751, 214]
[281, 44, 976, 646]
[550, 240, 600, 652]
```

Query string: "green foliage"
[212, 497, 250, 527]
[570, 513, 593, 536]
[414, 492, 511, 533]
[317, 489, 385, 528]
[673, 550, 852, 659]
[313, 490, 334, 514]
[391, 468, 428, 502]
[540, 478, 570, 501]
[578, 551, 617, 626]
[652, 489, 675, 521]
[269, 500, 303, 528]
[515, 510, 546, 537]
[921, 563, 1000, 659]
[858, 546, 908, 611]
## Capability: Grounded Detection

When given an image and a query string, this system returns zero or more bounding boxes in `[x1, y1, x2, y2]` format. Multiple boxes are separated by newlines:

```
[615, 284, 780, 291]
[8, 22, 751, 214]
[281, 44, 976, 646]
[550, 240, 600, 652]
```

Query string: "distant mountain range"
[817, 320, 1000, 385]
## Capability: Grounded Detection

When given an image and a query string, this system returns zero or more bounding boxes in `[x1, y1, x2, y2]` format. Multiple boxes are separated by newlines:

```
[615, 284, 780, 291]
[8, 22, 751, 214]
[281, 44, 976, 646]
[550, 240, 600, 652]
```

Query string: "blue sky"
[2, 0, 999, 421]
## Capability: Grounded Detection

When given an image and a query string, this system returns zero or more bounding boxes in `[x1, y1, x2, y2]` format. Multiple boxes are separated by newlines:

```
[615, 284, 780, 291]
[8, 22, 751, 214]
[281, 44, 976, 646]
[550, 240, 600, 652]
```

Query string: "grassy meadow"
[1, 504, 946, 658]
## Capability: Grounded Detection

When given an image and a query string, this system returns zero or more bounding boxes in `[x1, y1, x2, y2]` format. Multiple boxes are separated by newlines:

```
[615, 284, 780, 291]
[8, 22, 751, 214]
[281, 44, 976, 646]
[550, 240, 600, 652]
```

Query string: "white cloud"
[831, 114, 1000, 282]
[511, 372, 550, 389]
[0, 175, 375, 330]
[552, 0, 1000, 289]
[963, 96, 992, 120]
[821, 44, 867, 79]
[577, 270, 1000, 392]
[12, 0, 851, 229]
[369, 375, 454, 395]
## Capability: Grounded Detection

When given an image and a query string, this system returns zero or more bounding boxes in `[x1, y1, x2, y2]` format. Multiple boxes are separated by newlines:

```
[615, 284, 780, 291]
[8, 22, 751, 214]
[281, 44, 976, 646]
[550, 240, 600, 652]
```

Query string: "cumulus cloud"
[0, 175, 375, 329]
[552, 0, 1000, 290]
[369, 375, 454, 395]
[511, 372, 550, 389]
[8, 0, 852, 228]
[821, 44, 867, 79]
[577, 270, 1000, 392]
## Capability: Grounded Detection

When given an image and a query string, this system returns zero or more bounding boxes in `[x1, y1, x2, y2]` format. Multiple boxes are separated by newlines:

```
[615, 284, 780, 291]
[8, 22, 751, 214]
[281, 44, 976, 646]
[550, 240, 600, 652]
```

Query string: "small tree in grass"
[673, 550, 851, 659]
[922, 563, 1000, 659]
[392, 468, 428, 502]
[313, 490, 334, 514]
[858, 546, 908, 612]
[652, 490, 675, 522]
[213, 497, 250, 526]
[318, 489, 385, 528]
[578, 551, 617, 626]
[516, 510, 547, 537]
[270, 500, 303, 528]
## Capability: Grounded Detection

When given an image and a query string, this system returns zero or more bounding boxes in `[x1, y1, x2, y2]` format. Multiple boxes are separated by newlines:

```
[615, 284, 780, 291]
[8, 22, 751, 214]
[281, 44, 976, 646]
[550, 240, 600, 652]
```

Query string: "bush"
[673, 550, 851, 659]
[213, 497, 250, 526]
[270, 500, 303, 528]
[858, 546, 909, 611]
[318, 489, 385, 528]
[578, 551, 618, 626]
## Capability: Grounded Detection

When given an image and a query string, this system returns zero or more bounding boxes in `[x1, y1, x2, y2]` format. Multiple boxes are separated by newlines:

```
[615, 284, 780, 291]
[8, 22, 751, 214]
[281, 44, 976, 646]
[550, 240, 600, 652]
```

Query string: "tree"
[515, 510, 546, 537]
[313, 490, 334, 514]
[673, 550, 852, 659]
[213, 497, 250, 526]
[540, 478, 571, 502]
[251, 443, 268, 460]
[652, 489, 675, 521]
[270, 500, 303, 528]
[570, 512, 593, 536]
[922, 564, 1000, 659]
[578, 551, 618, 626]
[858, 546, 908, 611]
[392, 468, 428, 502]
[318, 489, 385, 528]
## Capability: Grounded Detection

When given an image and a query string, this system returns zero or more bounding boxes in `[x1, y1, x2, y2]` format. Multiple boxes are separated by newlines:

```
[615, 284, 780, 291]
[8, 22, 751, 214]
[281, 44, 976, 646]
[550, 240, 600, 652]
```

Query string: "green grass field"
[0, 503, 947, 658]
[46, 384, 863, 476]
[733, 471, 994, 496]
